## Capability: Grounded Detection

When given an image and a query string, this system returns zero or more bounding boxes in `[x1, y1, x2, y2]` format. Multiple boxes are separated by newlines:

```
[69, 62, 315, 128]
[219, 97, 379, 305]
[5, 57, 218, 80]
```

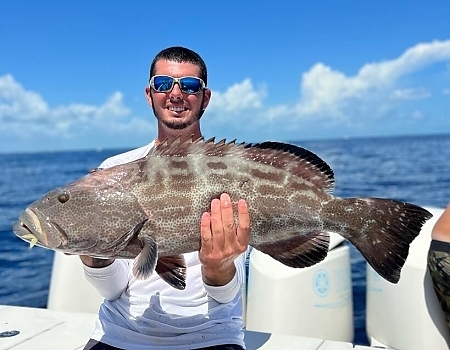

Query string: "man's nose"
[170, 82, 183, 98]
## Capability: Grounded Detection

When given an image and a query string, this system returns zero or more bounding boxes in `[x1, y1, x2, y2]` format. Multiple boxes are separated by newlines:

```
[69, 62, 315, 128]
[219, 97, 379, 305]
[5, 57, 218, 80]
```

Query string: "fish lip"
[12, 219, 35, 240]
[14, 207, 65, 249]
[14, 207, 41, 238]
[12, 218, 48, 249]
[14, 208, 97, 254]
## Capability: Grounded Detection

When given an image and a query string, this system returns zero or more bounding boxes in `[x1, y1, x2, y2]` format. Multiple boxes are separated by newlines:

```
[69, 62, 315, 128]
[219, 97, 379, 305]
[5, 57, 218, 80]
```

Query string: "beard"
[162, 118, 195, 130]
[150, 93, 205, 130]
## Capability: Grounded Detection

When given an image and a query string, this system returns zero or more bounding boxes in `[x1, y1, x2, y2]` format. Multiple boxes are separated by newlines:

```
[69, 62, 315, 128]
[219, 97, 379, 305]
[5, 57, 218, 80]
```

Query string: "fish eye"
[57, 192, 70, 203]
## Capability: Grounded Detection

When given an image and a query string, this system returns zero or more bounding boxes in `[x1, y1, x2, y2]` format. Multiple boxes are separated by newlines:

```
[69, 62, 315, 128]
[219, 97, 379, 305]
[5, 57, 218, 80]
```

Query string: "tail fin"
[345, 198, 432, 283]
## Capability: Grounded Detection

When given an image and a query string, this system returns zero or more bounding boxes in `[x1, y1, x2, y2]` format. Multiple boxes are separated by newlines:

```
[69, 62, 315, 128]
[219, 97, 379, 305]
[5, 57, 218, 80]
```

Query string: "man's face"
[146, 59, 210, 131]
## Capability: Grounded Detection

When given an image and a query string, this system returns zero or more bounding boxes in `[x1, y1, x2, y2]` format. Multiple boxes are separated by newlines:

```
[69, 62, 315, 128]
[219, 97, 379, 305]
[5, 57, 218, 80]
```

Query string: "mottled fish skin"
[13, 137, 432, 288]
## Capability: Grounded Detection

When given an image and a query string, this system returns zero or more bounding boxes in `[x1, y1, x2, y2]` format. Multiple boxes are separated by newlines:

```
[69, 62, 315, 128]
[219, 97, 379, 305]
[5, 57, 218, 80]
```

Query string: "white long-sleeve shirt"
[83, 141, 247, 349]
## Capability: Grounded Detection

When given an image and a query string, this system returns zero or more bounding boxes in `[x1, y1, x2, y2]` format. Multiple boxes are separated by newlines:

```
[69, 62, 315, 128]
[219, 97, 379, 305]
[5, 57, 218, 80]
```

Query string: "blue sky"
[1, 1, 449, 153]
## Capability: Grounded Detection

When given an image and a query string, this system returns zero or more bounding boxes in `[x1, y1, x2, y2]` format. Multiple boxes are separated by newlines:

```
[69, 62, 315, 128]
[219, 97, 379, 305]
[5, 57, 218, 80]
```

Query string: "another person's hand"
[432, 203, 450, 243]
[199, 193, 250, 286]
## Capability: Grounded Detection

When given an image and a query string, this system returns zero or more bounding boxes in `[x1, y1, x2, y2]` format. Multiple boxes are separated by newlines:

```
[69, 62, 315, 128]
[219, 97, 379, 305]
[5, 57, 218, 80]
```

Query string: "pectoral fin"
[132, 235, 158, 280]
[155, 255, 187, 290]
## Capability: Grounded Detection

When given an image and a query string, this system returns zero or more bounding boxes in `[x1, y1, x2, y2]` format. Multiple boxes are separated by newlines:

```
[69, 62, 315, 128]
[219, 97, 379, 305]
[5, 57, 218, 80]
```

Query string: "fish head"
[13, 168, 148, 256]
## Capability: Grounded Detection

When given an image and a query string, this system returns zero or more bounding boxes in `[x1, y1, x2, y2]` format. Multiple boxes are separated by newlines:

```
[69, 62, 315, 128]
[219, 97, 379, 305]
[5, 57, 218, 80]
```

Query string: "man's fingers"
[237, 199, 250, 246]
[200, 212, 213, 254]
[220, 193, 240, 248]
[201, 194, 249, 259]
[237, 199, 249, 226]
[209, 197, 225, 246]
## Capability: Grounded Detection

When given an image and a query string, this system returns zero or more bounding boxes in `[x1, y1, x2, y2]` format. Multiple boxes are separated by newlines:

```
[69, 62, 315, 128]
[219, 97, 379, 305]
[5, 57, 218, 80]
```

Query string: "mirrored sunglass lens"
[180, 78, 202, 93]
[153, 76, 174, 91]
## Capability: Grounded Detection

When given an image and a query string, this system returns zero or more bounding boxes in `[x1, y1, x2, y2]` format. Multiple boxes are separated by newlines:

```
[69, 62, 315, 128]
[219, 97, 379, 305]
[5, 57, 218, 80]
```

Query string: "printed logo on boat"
[313, 269, 330, 297]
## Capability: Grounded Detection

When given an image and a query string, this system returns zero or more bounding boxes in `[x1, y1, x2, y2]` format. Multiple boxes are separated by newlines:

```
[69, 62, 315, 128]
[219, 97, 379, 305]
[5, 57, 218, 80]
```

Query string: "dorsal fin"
[253, 142, 333, 180]
[149, 136, 335, 192]
[248, 141, 335, 192]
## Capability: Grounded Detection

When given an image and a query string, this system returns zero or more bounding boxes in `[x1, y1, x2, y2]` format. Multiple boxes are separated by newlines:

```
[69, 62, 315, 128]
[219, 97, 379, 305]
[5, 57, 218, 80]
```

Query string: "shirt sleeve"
[83, 259, 130, 301]
[82, 143, 156, 300]
[203, 249, 248, 304]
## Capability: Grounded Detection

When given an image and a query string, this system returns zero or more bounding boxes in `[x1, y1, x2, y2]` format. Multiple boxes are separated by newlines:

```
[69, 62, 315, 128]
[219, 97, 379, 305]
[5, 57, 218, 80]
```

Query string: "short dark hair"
[149, 46, 208, 86]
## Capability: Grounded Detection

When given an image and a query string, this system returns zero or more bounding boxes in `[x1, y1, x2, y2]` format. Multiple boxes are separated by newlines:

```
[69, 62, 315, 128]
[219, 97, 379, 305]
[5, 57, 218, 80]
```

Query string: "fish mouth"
[13, 208, 64, 249]
[13, 208, 43, 248]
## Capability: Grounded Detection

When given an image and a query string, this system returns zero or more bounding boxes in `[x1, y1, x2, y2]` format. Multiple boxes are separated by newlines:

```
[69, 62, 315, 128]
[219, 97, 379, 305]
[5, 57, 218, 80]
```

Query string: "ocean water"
[1, 134, 449, 345]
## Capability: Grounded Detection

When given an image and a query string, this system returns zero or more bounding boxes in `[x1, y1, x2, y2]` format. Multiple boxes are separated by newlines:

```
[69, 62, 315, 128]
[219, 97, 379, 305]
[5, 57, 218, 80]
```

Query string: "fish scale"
[13, 136, 432, 289]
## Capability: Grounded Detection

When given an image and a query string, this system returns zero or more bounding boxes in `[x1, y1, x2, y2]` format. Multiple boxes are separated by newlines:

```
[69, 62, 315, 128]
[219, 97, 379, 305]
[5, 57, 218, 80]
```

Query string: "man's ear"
[145, 86, 152, 106]
[202, 88, 211, 110]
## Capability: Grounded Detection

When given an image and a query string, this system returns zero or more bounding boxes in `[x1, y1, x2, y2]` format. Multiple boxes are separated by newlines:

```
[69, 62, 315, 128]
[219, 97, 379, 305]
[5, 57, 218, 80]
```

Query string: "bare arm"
[432, 203, 450, 243]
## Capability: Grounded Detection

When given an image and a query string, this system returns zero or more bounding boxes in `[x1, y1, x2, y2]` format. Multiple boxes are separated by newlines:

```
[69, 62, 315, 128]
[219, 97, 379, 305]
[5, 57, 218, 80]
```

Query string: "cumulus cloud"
[389, 88, 431, 101]
[0, 74, 49, 121]
[0, 74, 153, 139]
[204, 39, 450, 134]
[208, 79, 267, 114]
[2, 39, 449, 150]
[293, 40, 450, 120]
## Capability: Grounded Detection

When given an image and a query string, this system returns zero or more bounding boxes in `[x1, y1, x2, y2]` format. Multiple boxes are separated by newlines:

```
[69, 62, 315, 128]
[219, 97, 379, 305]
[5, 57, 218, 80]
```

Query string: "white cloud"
[389, 88, 431, 101]
[2, 39, 450, 151]
[293, 40, 450, 120]
[0, 74, 49, 120]
[208, 79, 267, 114]
[0, 74, 154, 139]
[205, 40, 450, 133]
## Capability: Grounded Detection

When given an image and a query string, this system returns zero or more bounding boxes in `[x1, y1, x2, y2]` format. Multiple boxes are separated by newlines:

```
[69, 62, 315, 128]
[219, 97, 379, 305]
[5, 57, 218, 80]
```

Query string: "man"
[81, 46, 250, 350]
[428, 203, 450, 329]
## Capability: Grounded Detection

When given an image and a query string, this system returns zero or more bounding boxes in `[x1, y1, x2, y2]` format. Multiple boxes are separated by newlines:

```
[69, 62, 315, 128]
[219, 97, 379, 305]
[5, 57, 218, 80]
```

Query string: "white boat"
[366, 206, 450, 350]
[1, 207, 447, 349]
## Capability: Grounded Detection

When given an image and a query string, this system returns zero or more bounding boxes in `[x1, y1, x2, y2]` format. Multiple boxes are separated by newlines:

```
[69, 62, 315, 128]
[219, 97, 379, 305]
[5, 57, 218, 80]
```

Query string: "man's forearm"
[83, 258, 129, 300]
[203, 255, 246, 304]
[80, 255, 115, 268]
[202, 263, 236, 286]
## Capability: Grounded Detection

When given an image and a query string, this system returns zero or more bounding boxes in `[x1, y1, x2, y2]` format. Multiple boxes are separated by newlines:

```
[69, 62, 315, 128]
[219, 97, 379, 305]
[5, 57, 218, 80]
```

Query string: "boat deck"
[0, 305, 380, 350]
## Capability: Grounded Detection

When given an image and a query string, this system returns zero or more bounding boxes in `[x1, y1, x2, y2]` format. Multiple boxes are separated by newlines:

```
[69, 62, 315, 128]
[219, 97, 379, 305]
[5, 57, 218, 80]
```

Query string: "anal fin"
[155, 255, 187, 290]
[255, 231, 330, 268]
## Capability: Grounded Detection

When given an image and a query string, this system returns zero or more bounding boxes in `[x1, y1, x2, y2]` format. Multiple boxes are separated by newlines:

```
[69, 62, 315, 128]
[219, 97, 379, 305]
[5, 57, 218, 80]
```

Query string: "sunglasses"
[149, 75, 205, 94]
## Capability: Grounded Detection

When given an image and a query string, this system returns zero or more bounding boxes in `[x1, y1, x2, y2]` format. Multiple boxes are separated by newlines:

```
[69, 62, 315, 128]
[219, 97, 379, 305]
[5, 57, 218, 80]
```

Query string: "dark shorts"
[83, 339, 245, 350]
[428, 239, 450, 325]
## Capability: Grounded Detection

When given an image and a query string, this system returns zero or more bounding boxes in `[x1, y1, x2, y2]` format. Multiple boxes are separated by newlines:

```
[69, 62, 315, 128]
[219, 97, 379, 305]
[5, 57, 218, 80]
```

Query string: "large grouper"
[13, 137, 432, 290]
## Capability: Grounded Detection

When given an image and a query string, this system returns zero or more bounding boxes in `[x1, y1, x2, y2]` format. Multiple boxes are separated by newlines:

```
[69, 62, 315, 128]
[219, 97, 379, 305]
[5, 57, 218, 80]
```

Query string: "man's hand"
[199, 193, 250, 286]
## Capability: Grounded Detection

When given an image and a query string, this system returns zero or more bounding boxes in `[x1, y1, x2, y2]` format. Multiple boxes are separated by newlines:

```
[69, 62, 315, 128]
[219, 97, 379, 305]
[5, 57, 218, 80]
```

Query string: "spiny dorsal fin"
[149, 136, 335, 192]
[248, 141, 335, 192]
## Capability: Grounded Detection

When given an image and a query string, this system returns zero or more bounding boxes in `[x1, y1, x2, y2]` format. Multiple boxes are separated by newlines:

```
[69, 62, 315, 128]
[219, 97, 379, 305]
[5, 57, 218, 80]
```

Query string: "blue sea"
[1, 134, 450, 346]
